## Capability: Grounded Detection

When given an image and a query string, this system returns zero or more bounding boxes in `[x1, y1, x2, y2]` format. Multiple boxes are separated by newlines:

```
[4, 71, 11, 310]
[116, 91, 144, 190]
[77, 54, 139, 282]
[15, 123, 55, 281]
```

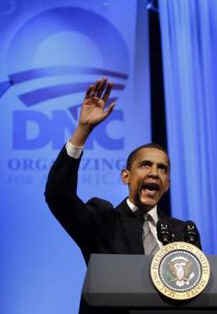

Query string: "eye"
[140, 161, 152, 168]
[158, 164, 168, 173]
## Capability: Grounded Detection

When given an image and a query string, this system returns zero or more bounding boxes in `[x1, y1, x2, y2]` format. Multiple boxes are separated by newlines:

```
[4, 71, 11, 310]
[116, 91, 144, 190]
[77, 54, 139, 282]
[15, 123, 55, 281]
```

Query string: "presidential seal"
[150, 242, 210, 300]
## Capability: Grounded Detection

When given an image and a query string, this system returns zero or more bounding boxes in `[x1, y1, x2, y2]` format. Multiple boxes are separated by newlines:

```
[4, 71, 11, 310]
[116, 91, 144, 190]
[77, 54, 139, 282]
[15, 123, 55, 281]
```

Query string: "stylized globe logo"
[1, 6, 129, 121]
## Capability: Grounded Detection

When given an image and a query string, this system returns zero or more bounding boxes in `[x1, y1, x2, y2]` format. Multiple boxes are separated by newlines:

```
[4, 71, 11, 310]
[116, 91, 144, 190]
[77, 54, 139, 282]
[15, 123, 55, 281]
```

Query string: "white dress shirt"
[66, 140, 83, 159]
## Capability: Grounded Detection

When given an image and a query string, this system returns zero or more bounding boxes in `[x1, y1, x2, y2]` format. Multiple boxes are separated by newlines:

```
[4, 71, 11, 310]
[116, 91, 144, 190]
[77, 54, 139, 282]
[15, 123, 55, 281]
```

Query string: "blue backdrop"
[0, 1, 151, 313]
[159, 0, 217, 254]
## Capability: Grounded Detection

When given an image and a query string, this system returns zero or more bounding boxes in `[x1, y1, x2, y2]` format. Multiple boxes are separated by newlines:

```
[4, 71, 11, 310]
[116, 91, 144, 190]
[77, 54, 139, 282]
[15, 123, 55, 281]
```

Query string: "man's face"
[121, 148, 170, 210]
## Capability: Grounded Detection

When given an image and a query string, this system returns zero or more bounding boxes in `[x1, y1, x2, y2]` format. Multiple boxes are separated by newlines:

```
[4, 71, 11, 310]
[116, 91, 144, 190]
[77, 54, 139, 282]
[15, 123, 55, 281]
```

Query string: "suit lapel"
[157, 206, 168, 220]
[117, 200, 144, 254]
[117, 202, 171, 254]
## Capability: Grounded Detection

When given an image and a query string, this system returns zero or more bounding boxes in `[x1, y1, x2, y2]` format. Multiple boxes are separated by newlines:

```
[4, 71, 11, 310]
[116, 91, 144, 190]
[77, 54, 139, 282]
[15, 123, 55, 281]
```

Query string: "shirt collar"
[126, 198, 158, 226]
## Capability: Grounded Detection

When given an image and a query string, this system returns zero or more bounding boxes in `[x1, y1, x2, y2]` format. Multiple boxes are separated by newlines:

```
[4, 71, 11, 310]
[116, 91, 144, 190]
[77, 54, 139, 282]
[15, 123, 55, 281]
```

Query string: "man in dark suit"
[45, 78, 201, 314]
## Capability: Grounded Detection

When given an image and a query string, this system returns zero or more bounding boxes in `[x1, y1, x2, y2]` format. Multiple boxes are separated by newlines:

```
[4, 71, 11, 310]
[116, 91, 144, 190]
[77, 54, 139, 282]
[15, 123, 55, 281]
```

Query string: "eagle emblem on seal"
[168, 256, 195, 287]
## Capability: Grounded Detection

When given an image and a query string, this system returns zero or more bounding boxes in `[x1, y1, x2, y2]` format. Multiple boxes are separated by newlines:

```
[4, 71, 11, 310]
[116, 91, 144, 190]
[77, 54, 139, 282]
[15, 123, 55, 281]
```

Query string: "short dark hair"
[126, 143, 170, 170]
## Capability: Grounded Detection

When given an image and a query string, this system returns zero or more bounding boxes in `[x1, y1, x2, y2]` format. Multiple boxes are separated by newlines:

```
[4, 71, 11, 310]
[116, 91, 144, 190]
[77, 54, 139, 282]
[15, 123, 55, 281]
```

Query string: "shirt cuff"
[65, 141, 83, 159]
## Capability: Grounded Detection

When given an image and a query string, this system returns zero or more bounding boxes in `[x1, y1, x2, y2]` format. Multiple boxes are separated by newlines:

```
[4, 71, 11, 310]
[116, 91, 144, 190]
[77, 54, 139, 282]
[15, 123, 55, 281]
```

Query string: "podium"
[82, 254, 217, 313]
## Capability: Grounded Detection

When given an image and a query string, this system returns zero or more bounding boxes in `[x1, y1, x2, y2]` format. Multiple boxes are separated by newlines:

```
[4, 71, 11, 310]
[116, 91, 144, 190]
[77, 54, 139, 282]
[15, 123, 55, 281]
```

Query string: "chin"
[139, 197, 157, 208]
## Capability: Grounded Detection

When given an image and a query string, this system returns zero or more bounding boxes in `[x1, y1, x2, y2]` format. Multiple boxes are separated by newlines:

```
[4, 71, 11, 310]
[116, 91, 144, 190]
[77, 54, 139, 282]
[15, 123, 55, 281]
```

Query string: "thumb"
[103, 103, 115, 118]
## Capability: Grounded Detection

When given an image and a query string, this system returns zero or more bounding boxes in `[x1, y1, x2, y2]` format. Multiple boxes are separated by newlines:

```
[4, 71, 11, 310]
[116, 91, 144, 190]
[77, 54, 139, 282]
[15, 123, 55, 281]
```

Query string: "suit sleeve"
[44, 146, 100, 250]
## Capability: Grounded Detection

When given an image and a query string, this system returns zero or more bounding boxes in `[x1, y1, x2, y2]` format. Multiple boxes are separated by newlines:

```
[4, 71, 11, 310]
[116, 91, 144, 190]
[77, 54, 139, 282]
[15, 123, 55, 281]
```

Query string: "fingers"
[85, 85, 95, 98]
[85, 78, 114, 102]
[96, 79, 107, 97]
[102, 82, 114, 103]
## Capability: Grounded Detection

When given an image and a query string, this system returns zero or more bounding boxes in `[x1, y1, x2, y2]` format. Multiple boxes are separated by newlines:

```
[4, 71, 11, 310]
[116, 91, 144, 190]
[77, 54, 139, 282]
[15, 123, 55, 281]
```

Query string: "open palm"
[79, 78, 115, 129]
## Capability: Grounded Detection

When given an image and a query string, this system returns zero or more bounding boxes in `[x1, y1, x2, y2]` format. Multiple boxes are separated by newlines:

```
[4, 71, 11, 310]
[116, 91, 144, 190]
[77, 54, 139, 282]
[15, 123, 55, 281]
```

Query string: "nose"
[148, 165, 159, 178]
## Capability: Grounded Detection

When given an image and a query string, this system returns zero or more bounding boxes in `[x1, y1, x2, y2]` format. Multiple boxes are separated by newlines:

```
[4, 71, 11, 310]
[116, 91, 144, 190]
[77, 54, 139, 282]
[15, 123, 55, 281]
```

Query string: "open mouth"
[141, 182, 160, 193]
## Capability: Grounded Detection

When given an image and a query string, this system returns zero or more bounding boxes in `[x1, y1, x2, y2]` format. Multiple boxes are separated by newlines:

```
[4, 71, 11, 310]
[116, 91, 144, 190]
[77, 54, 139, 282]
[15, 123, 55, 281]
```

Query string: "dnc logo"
[1, 7, 129, 150]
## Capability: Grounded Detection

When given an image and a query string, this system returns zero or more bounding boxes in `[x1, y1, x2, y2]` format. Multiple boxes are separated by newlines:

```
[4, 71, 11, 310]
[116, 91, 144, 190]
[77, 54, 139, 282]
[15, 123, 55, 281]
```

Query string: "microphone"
[157, 221, 173, 245]
[184, 221, 199, 244]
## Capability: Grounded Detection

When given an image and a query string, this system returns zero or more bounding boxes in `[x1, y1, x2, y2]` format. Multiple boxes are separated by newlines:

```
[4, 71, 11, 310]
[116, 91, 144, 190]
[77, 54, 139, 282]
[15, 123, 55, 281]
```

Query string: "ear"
[121, 169, 130, 185]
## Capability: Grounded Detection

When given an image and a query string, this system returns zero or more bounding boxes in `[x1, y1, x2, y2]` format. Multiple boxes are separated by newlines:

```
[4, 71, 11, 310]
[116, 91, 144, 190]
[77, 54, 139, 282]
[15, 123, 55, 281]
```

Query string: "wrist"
[69, 124, 92, 146]
[77, 122, 94, 134]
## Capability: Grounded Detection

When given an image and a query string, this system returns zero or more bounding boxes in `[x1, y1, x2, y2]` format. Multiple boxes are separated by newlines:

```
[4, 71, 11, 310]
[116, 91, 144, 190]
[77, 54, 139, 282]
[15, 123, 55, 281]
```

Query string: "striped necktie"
[143, 214, 159, 256]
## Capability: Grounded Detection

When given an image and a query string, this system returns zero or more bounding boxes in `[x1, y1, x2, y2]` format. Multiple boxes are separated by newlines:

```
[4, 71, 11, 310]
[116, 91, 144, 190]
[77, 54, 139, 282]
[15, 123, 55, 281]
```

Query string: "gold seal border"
[150, 242, 210, 300]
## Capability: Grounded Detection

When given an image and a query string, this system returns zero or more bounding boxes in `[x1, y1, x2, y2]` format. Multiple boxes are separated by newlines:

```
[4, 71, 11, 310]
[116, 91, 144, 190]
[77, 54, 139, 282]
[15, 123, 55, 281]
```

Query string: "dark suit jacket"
[45, 147, 201, 314]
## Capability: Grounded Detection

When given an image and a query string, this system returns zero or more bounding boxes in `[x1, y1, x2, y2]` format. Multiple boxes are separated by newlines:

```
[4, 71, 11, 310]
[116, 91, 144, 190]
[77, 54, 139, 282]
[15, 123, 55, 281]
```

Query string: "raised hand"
[70, 78, 115, 147]
[79, 78, 115, 131]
